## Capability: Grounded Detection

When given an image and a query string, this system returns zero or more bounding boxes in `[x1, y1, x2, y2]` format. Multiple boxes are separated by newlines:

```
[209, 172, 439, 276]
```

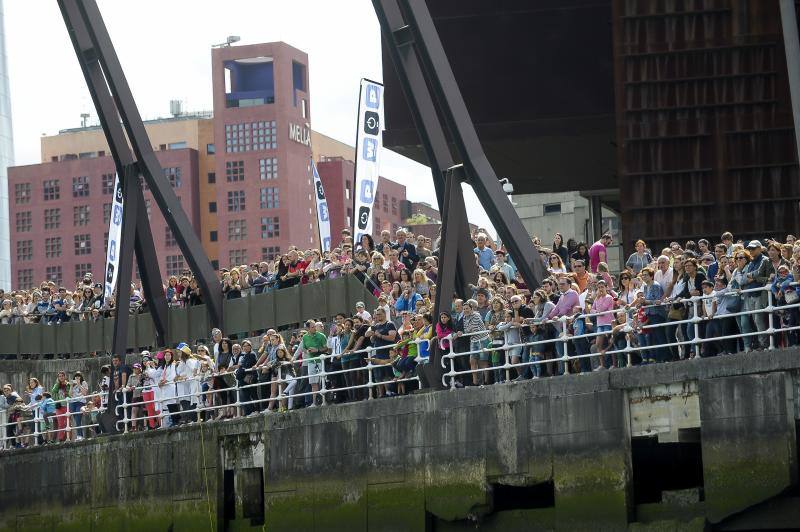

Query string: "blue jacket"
[394, 292, 422, 313]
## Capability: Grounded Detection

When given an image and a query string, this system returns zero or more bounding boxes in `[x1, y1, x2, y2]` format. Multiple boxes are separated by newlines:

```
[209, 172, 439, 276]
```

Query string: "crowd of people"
[2, 226, 799, 449]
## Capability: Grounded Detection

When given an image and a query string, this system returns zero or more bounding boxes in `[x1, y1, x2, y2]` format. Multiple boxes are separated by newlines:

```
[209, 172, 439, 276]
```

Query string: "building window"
[43, 179, 60, 201]
[15, 211, 32, 233]
[383, 194, 388, 213]
[72, 176, 90, 197]
[104, 232, 109, 250]
[102, 173, 115, 195]
[391, 197, 397, 215]
[165, 226, 177, 247]
[165, 255, 185, 277]
[228, 219, 248, 241]
[168, 141, 187, 150]
[17, 269, 33, 289]
[543, 203, 562, 215]
[210, 230, 218, 242]
[44, 208, 61, 230]
[259, 157, 278, 180]
[207, 143, 215, 154]
[103, 203, 112, 224]
[226, 160, 245, 182]
[75, 263, 92, 281]
[164, 166, 181, 188]
[16, 240, 32, 261]
[208, 172, 216, 184]
[209, 201, 217, 213]
[74, 234, 92, 255]
[259, 187, 279, 209]
[45, 266, 62, 285]
[15, 183, 31, 204]
[45, 237, 62, 258]
[262, 246, 281, 261]
[228, 249, 248, 266]
[227, 190, 245, 212]
[74, 205, 90, 226]
[375, 217, 382, 231]
[260, 216, 280, 239]
[225, 121, 277, 153]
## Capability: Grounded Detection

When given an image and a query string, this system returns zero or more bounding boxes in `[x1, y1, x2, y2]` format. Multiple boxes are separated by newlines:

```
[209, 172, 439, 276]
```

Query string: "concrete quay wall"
[1, 351, 798, 531]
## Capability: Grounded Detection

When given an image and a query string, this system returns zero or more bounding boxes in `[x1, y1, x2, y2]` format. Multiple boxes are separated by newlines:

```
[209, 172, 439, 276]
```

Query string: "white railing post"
[624, 325, 634, 367]
[319, 353, 328, 406]
[693, 297, 701, 359]
[767, 288, 776, 350]
[561, 316, 570, 375]
[448, 335, 457, 390]
[366, 347, 374, 400]
[121, 390, 129, 434]
[32, 416, 40, 447]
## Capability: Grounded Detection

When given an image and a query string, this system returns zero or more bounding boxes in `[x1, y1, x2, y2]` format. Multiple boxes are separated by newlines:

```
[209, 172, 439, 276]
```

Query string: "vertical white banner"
[104, 174, 124, 302]
[311, 157, 332, 252]
[352, 79, 384, 244]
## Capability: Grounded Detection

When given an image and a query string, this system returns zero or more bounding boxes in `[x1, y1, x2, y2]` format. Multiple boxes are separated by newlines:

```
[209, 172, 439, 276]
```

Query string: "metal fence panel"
[167, 307, 189, 346]
[0, 325, 18, 355]
[40, 323, 57, 356]
[248, 291, 275, 332]
[88, 318, 106, 353]
[300, 282, 328, 322]
[274, 285, 301, 327]
[223, 296, 250, 336]
[71, 319, 89, 354]
[188, 304, 210, 345]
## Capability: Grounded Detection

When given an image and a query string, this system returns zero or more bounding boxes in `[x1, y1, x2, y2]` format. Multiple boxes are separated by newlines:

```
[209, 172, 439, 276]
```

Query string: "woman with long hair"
[412, 269, 432, 298]
[158, 349, 179, 427]
[552, 233, 570, 271]
[484, 297, 507, 383]
[548, 253, 566, 275]
[357, 233, 375, 254]
[571, 242, 590, 270]
[68, 372, 88, 440]
[274, 346, 297, 412]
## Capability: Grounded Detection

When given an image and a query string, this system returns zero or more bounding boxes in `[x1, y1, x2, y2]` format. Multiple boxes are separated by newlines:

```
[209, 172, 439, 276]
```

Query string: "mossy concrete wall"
[1, 350, 799, 531]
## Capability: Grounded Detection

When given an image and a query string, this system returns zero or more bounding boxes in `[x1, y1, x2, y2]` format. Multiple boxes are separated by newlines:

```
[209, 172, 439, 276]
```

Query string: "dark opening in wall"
[491, 481, 555, 511]
[223, 469, 235, 531]
[240, 467, 265, 526]
[631, 435, 704, 505]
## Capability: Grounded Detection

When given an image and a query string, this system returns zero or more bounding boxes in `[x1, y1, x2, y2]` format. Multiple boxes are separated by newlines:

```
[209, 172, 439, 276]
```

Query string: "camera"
[499, 178, 514, 194]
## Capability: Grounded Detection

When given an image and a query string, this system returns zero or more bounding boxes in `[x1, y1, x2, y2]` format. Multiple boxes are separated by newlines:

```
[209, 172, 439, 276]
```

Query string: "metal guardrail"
[0, 276, 377, 357]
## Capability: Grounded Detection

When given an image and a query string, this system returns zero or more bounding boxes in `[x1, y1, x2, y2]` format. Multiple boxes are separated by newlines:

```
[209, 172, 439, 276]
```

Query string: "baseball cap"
[176, 342, 192, 356]
[701, 254, 715, 262]
[747, 240, 762, 249]
[355, 301, 365, 308]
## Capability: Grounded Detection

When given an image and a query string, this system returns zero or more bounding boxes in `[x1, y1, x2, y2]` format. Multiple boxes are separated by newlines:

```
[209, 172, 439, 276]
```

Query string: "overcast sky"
[4, 0, 495, 235]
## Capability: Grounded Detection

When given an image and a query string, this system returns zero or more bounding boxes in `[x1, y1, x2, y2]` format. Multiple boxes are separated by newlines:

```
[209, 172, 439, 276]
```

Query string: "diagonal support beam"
[58, 0, 168, 355]
[70, 0, 223, 329]
[374, 0, 477, 299]
[398, 0, 547, 289]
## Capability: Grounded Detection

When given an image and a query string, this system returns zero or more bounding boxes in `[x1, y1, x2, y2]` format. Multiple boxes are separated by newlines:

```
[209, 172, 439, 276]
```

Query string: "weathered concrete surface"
[700, 372, 798, 523]
[0, 350, 799, 531]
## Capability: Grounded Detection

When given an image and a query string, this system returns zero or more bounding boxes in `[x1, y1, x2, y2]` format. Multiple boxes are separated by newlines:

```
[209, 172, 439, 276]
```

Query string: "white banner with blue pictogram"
[311, 157, 332, 252]
[352, 78, 384, 244]
[104, 174, 124, 303]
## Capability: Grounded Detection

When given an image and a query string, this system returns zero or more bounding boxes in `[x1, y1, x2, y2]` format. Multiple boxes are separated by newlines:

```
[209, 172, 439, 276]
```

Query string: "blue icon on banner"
[322, 236, 331, 251]
[360, 180, 374, 203]
[113, 205, 123, 225]
[109, 240, 117, 262]
[366, 84, 382, 109]
[362, 138, 377, 161]
[319, 202, 329, 222]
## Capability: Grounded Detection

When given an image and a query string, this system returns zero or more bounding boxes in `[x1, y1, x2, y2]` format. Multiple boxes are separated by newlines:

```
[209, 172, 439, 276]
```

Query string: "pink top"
[588, 241, 606, 273]
[593, 294, 616, 326]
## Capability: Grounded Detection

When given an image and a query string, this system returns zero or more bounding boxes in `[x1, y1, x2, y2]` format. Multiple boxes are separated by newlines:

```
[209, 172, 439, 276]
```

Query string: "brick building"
[316, 156, 407, 241]
[8, 41, 417, 289]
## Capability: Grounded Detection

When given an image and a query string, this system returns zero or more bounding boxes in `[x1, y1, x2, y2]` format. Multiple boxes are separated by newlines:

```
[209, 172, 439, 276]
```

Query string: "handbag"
[725, 293, 743, 313]
[785, 290, 799, 304]
[667, 303, 686, 321]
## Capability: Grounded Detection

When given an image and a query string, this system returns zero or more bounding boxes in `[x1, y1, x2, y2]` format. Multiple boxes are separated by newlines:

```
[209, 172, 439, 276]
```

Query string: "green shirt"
[301, 331, 328, 361]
